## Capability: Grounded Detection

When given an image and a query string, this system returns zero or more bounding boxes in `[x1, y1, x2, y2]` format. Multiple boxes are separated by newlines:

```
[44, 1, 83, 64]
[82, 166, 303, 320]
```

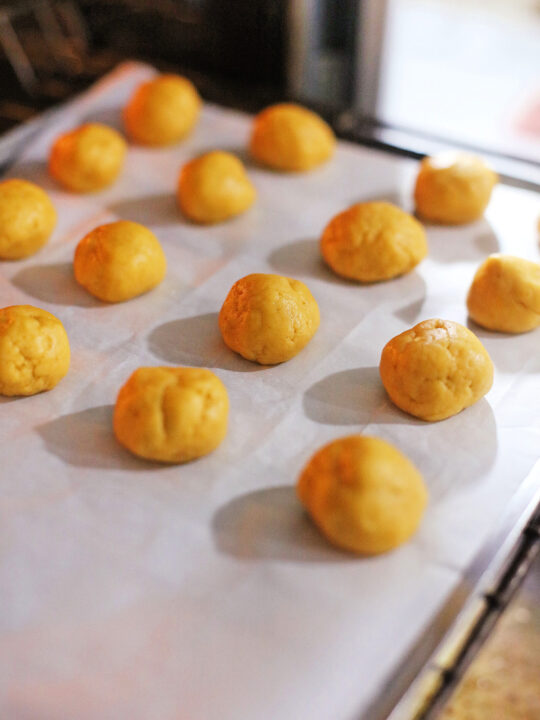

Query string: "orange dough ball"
[124, 74, 201, 146]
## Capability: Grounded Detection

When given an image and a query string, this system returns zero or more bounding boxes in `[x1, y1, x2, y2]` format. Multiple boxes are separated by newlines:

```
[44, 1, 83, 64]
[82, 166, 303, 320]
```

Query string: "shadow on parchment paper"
[394, 296, 427, 325]
[467, 318, 540, 374]
[7, 160, 57, 193]
[108, 193, 182, 227]
[212, 486, 354, 563]
[268, 238, 355, 285]
[303, 366, 496, 442]
[305, 369, 498, 502]
[425, 218, 499, 264]
[82, 106, 123, 132]
[148, 313, 269, 373]
[268, 240, 429, 306]
[346, 189, 404, 208]
[303, 367, 387, 426]
[36, 405, 163, 471]
[210, 145, 256, 169]
[11, 263, 100, 307]
[369, 383, 496, 431]
[0, 395, 29, 404]
[407, 398, 498, 503]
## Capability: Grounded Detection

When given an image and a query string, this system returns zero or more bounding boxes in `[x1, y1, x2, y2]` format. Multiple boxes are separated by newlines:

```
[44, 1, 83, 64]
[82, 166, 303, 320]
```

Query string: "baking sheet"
[0, 62, 539, 720]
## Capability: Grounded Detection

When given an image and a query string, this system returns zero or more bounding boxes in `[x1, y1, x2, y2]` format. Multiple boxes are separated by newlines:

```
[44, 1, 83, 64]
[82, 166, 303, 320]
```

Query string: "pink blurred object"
[515, 96, 540, 137]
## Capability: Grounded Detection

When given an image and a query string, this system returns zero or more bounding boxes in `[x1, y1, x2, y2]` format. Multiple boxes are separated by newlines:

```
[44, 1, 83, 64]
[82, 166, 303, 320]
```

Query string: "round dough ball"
[250, 103, 335, 171]
[124, 74, 201, 146]
[177, 151, 256, 224]
[0, 179, 57, 259]
[414, 152, 498, 225]
[320, 201, 428, 282]
[74, 220, 166, 303]
[467, 254, 540, 333]
[297, 435, 427, 555]
[0, 305, 70, 396]
[379, 318, 494, 422]
[49, 122, 127, 192]
[113, 366, 229, 463]
[219, 273, 320, 365]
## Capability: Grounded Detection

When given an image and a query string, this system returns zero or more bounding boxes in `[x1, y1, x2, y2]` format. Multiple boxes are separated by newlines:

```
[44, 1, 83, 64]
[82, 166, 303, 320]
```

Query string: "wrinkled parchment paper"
[1, 63, 539, 720]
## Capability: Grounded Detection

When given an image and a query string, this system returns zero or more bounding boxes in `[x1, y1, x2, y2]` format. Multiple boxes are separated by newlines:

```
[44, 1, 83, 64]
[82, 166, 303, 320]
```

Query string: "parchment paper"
[0, 62, 539, 720]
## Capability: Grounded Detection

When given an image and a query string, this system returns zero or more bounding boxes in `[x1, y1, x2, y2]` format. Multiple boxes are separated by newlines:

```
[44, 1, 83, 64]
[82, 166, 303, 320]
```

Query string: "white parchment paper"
[0, 63, 539, 720]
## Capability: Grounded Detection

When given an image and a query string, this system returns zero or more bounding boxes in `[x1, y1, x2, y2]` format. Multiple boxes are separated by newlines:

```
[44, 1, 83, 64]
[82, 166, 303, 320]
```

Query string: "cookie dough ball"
[298, 435, 427, 555]
[380, 319, 493, 422]
[219, 273, 320, 365]
[467, 254, 540, 333]
[414, 152, 498, 225]
[113, 366, 228, 463]
[177, 151, 256, 224]
[250, 103, 335, 172]
[0, 179, 57, 259]
[124, 74, 201, 146]
[49, 122, 127, 192]
[74, 220, 166, 303]
[0, 305, 70, 396]
[321, 201, 428, 282]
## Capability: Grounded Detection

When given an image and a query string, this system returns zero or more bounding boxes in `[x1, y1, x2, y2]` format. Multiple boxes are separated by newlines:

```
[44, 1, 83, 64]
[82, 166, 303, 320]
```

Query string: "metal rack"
[386, 462, 540, 720]
[421, 508, 540, 718]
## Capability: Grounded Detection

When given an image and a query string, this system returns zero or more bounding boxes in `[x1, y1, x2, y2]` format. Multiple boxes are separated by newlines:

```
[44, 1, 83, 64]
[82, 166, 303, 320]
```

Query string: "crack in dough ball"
[219, 273, 320, 365]
[124, 74, 201, 146]
[177, 151, 256, 224]
[467, 254, 540, 333]
[414, 152, 498, 225]
[297, 435, 427, 555]
[250, 103, 335, 171]
[74, 220, 167, 303]
[320, 201, 428, 282]
[380, 319, 494, 421]
[0, 305, 70, 396]
[113, 367, 229, 463]
[49, 123, 127, 193]
[0, 179, 57, 259]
